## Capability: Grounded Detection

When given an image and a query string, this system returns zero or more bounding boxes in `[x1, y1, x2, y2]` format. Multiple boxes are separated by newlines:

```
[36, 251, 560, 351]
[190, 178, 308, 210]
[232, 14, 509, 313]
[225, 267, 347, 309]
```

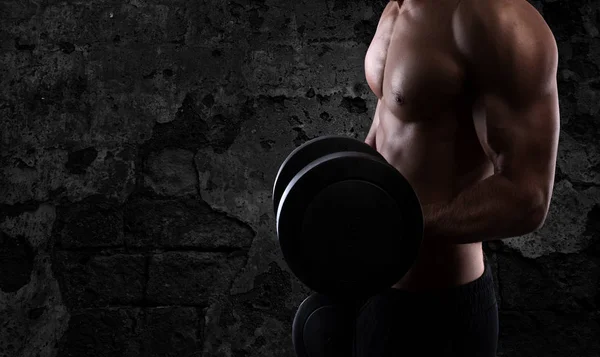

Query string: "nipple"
[395, 94, 405, 105]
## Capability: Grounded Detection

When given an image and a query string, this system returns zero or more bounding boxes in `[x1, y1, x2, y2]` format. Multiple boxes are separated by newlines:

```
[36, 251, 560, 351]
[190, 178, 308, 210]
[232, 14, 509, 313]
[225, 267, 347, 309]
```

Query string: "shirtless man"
[355, 0, 559, 355]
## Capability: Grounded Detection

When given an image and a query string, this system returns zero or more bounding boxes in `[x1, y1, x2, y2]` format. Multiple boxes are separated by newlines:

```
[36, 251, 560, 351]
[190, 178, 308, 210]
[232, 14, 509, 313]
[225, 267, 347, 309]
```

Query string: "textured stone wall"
[0, 0, 598, 356]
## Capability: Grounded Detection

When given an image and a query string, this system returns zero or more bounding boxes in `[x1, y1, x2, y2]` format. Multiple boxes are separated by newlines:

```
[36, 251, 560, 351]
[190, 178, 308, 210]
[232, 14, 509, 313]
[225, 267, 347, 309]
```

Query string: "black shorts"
[353, 260, 498, 357]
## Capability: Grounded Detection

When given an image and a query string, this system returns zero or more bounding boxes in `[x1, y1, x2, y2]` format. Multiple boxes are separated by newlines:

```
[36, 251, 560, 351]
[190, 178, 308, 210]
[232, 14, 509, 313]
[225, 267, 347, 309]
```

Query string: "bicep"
[477, 91, 559, 177]
[475, 34, 559, 198]
[476, 90, 559, 205]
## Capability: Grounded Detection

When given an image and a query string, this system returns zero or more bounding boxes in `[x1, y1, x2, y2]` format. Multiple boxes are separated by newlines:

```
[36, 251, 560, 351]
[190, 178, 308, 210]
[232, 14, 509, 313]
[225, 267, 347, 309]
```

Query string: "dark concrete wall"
[0, 0, 598, 356]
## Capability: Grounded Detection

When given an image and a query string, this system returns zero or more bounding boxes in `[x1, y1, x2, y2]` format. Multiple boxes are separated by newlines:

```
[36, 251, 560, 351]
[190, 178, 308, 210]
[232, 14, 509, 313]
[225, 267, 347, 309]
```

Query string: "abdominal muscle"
[374, 101, 487, 291]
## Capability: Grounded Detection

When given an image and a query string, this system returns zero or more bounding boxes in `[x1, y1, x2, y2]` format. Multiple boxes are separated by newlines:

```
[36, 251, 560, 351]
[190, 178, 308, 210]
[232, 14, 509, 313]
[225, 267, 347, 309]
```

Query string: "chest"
[364, 1, 465, 108]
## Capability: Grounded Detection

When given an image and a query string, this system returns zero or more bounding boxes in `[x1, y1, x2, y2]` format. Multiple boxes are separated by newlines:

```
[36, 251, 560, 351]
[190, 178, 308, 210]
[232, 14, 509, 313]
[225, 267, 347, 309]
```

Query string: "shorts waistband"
[382, 259, 497, 315]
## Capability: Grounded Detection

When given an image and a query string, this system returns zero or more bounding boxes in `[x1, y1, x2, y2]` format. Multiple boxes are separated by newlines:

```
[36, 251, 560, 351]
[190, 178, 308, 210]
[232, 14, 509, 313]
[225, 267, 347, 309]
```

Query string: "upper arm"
[453, 0, 560, 210]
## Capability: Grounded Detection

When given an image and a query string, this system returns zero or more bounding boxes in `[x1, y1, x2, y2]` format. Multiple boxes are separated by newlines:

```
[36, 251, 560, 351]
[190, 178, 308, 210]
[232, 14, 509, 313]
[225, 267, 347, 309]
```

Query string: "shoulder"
[453, 0, 551, 30]
[452, 0, 558, 94]
[452, 0, 557, 61]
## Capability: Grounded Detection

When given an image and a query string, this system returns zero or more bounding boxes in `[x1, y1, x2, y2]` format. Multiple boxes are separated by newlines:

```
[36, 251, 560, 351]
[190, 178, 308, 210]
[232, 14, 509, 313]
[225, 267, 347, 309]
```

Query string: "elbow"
[525, 205, 548, 233]
[522, 193, 550, 234]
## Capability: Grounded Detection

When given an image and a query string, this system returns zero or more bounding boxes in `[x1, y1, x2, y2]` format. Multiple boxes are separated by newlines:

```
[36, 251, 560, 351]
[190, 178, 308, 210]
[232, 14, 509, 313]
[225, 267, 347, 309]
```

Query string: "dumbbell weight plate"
[277, 151, 423, 296]
[273, 136, 385, 216]
[292, 293, 369, 357]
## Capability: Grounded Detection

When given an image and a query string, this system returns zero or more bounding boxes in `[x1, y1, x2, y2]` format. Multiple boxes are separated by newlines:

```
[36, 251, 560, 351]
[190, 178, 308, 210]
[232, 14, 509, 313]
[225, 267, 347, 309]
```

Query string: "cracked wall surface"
[0, 0, 599, 356]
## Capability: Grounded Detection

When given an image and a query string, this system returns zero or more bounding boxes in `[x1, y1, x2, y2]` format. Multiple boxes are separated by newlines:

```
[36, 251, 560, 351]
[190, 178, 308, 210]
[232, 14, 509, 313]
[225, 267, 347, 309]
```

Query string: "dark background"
[0, 0, 599, 356]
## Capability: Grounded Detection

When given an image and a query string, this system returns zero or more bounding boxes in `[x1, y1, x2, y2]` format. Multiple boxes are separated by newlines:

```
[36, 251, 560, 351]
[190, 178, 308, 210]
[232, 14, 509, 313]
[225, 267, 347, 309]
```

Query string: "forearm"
[423, 174, 545, 244]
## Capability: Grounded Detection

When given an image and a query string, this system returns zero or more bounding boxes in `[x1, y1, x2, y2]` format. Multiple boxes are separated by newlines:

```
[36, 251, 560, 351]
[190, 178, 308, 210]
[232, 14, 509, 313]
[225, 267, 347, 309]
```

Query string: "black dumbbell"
[273, 135, 387, 216]
[273, 135, 424, 297]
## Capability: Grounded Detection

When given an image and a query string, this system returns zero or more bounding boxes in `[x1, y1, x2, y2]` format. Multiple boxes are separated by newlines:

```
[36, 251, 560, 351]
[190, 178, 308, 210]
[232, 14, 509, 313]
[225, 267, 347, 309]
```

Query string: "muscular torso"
[365, 0, 493, 290]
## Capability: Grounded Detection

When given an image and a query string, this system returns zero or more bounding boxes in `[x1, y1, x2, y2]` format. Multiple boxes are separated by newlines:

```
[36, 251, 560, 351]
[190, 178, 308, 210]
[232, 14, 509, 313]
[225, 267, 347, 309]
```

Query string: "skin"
[364, 0, 559, 290]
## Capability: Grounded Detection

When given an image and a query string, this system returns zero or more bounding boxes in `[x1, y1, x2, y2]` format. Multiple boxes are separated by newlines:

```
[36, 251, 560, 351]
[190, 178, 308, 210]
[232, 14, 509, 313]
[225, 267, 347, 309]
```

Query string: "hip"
[393, 240, 485, 291]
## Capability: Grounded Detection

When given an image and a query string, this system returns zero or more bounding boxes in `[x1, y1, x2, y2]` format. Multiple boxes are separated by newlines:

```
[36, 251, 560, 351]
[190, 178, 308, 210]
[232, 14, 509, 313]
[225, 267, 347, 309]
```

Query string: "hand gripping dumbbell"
[272, 136, 424, 357]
